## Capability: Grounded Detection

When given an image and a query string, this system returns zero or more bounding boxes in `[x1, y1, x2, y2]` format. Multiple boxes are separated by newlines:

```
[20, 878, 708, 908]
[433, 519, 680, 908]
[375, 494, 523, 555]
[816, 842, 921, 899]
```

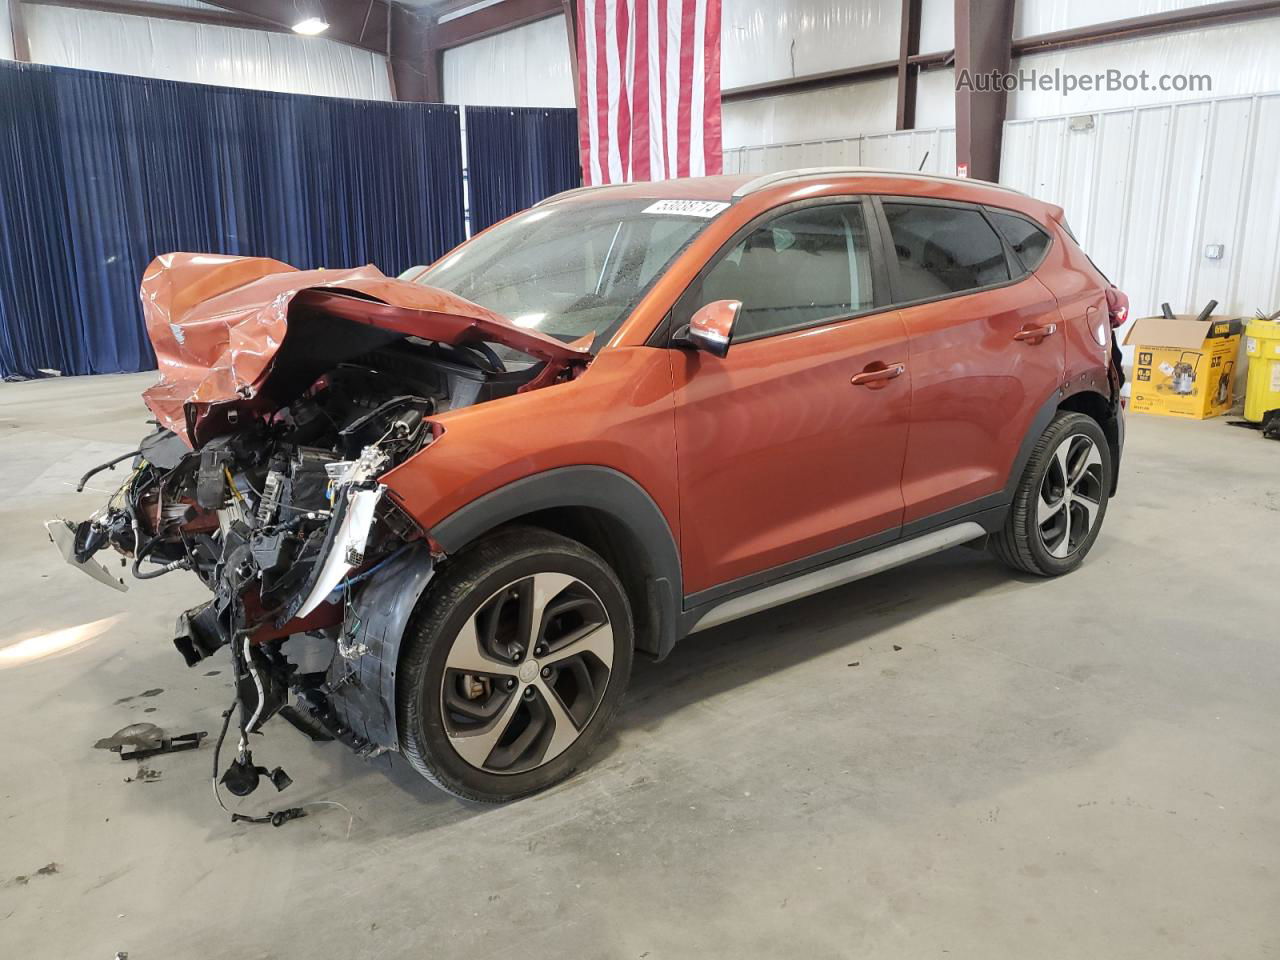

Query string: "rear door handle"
[850, 362, 906, 386]
[1013, 323, 1058, 342]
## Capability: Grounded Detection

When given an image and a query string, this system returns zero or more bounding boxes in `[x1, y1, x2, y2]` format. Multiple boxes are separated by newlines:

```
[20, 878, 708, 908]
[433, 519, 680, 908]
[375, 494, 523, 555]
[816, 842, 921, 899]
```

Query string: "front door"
[667, 200, 912, 598]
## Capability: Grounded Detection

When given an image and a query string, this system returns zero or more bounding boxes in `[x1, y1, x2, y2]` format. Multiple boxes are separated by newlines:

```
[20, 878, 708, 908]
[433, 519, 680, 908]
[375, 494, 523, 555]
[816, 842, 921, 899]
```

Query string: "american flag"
[575, 0, 723, 185]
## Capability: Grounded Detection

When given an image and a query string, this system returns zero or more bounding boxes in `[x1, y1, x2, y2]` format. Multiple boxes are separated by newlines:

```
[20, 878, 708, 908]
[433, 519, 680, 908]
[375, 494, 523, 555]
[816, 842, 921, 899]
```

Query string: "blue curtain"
[465, 106, 580, 234]
[0, 61, 465, 379]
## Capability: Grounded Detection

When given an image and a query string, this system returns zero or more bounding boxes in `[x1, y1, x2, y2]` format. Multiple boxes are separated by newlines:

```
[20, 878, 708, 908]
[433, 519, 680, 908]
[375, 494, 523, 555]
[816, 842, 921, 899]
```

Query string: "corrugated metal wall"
[1001, 93, 1280, 322]
[725, 127, 956, 175]
[729, 90, 1280, 330]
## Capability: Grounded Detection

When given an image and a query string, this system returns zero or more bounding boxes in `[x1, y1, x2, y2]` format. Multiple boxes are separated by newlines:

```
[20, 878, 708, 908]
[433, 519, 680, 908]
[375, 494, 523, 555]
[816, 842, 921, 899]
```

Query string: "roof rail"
[533, 183, 630, 207]
[731, 166, 1029, 199]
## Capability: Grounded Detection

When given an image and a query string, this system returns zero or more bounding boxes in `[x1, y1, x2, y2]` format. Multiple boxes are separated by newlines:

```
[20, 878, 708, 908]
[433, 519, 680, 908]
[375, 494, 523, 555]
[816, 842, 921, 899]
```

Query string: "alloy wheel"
[440, 572, 614, 774]
[1037, 434, 1104, 559]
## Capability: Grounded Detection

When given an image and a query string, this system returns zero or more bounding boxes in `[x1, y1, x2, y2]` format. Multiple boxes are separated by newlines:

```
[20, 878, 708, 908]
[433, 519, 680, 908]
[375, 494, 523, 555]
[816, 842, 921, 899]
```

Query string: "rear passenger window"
[882, 202, 1010, 301]
[988, 211, 1051, 272]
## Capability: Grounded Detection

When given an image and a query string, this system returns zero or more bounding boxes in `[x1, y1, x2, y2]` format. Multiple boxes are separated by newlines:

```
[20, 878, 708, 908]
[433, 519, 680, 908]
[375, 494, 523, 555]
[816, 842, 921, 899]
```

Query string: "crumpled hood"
[139, 253, 589, 444]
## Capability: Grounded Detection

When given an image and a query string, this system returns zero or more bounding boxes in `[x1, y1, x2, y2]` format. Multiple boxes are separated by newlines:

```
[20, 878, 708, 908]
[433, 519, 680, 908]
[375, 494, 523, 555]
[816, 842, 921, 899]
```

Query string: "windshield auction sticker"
[642, 199, 730, 218]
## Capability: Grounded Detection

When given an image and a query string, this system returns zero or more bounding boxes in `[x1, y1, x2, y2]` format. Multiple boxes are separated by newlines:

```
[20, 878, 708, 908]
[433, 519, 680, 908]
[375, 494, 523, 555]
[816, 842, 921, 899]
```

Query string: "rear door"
[874, 198, 1066, 526]
[667, 198, 911, 597]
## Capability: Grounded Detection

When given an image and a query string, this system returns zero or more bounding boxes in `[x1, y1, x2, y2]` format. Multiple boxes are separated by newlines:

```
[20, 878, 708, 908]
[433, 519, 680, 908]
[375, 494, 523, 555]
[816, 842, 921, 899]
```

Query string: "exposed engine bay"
[46, 253, 591, 819]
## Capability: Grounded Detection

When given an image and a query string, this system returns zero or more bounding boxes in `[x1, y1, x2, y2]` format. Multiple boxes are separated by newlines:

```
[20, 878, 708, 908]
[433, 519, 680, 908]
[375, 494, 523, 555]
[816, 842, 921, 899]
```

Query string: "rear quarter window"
[987, 211, 1052, 272]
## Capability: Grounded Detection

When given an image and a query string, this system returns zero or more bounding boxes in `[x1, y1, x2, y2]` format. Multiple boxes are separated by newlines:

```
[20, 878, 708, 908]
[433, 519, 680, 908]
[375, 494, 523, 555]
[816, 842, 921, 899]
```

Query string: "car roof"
[537, 166, 1038, 209]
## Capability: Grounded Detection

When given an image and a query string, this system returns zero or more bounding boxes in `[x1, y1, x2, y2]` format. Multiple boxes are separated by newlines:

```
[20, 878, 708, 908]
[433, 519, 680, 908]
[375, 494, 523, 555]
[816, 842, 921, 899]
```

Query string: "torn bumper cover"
[47, 253, 590, 801]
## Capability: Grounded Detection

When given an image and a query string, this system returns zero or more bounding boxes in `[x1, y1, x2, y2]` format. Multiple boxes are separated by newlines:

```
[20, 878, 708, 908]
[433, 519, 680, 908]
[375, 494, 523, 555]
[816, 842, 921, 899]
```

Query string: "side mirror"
[678, 299, 741, 358]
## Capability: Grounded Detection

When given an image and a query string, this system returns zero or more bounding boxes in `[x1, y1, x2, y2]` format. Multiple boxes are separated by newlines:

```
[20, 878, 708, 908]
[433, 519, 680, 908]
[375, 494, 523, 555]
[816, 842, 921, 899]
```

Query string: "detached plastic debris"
[94, 723, 207, 761]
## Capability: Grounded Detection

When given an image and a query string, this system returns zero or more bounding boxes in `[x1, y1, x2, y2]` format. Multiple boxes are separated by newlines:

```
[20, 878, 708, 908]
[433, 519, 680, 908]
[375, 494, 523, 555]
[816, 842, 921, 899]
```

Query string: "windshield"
[404, 199, 718, 350]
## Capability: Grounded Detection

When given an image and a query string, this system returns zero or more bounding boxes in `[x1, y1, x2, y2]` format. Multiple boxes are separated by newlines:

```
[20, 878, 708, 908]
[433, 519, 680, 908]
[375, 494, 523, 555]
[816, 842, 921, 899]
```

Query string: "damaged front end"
[49, 253, 589, 806]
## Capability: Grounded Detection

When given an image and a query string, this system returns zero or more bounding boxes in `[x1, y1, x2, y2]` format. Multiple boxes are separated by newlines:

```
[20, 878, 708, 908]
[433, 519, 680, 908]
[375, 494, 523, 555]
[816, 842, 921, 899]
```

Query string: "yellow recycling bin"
[1244, 316, 1280, 422]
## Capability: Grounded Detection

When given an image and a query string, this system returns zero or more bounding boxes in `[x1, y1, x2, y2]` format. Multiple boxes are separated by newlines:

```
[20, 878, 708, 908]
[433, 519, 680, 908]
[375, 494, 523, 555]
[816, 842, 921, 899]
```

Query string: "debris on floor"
[113, 688, 163, 705]
[93, 723, 207, 761]
[123, 762, 163, 784]
[9, 863, 59, 886]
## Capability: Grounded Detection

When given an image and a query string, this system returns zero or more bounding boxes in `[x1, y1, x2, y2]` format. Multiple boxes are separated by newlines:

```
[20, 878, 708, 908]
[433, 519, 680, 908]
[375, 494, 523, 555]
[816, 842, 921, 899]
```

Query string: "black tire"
[991, 411, 1111, 577]
[397, 526, 633, 802]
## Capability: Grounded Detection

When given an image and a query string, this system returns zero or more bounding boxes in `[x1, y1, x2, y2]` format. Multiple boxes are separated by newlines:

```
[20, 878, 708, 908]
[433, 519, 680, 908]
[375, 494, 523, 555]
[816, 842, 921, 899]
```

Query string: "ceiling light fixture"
[292, 17, 330, 36]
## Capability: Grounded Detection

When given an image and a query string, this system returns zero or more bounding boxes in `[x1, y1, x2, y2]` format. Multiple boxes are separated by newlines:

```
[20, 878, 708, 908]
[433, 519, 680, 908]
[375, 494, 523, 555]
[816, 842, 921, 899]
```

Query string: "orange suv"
[52, 169, 1126, 807]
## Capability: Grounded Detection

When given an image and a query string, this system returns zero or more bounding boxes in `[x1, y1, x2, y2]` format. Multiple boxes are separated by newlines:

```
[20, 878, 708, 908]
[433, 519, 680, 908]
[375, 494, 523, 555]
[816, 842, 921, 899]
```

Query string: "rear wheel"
[991, 411, 1111, 576]
[397, 528, 633, 802]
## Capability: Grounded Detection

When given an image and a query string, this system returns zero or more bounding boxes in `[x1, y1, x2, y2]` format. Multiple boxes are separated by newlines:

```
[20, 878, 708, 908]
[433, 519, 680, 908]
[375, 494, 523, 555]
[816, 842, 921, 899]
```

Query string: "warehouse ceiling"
[392, 0, 497, 13]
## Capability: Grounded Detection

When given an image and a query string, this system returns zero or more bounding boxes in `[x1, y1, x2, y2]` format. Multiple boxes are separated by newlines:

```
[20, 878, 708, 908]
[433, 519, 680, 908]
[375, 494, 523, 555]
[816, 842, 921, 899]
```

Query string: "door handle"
[1013, 323, 1058, 342]
[850, 362, 906, 386]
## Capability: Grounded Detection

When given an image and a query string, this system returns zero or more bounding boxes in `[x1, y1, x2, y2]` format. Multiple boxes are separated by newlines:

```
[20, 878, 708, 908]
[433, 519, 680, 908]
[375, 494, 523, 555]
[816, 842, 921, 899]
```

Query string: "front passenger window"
[686, 204, 875, 340]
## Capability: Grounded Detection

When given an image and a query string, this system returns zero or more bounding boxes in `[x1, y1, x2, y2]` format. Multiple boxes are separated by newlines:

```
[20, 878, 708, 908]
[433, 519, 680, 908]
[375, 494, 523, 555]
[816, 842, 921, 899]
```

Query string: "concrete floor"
[1, 372, 1277, 959]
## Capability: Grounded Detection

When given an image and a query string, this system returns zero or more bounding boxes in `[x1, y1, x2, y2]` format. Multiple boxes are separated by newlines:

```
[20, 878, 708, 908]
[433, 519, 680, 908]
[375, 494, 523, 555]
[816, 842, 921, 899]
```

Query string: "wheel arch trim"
[1005, 384, 1117, 501]
[1054, 384, 1122, 495]
[429, 466, 683, 659]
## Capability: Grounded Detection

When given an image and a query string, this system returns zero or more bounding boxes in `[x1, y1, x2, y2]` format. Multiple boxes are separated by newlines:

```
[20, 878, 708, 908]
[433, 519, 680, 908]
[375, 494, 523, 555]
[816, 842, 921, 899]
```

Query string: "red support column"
[954, 0, 1015, 181]
[10, 0, 31, 61]
[896, 0, 922, 130]
[561, 0, 581, 99]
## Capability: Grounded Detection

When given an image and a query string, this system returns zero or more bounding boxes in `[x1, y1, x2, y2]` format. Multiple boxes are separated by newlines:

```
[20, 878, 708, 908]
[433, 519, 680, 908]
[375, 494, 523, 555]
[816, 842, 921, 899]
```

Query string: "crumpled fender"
[139, 253, 590, 445]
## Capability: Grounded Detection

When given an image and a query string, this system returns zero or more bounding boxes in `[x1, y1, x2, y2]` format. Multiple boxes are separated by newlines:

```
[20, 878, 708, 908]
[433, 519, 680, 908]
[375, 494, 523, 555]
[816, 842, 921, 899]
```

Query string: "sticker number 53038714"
[642, 199, 730, 218]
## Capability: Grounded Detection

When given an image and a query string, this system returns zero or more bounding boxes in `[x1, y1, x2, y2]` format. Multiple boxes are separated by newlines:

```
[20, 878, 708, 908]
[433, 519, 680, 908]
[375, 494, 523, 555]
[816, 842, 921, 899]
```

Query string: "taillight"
[1105, 287, 1129, 328]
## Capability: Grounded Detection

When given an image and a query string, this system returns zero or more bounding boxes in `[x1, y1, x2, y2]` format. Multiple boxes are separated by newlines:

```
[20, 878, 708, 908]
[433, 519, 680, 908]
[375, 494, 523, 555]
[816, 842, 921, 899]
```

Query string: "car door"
[666, 198, 912, 598]
[874, 198, 1066, 527]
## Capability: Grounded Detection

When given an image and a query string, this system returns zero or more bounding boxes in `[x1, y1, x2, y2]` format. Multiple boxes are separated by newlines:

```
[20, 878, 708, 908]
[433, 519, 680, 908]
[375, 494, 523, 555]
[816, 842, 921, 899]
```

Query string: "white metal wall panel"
[1008, 20, 1280, 120]
[724, 135, 864, 174]
[1152, 103, 1211, 315]
[1119, 105, 1176, 327]
[1000, 93, 1280, 339]
[722, 76, 897, 149]
[919, 0, 953, 54]
[1191, 99, 1251, 310]
[24, 3, 392, 100]
[442, 14, 574, 107]
[862, 128, 954, 175]
[1076, 110, 1131, 289]
[721, 0, 901, 91]
[1234, 97, 1280, 313]
[915, 67, 955, 129]
[1014, 0, 1217, 39]
[0, 0, 13, 61]
[724, 125, 955, 176]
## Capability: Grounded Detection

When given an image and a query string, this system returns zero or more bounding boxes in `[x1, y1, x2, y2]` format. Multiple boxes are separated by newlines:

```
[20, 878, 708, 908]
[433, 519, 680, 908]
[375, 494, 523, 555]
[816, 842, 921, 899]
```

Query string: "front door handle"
[850, 362, 906, 387]
[1013, 323, 1058, 342]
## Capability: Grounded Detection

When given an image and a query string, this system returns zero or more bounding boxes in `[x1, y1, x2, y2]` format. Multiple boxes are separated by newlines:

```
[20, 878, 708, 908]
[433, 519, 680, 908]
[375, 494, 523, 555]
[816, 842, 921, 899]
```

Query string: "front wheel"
[991, 411, 1111, 576]
[397, 527, 633, 802]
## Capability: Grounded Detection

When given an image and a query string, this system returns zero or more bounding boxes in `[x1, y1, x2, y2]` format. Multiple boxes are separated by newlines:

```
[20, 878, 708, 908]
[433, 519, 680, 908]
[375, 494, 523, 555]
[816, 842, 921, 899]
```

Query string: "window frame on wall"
[868, 195, 1032, 311]
[661, 195, 893, 347]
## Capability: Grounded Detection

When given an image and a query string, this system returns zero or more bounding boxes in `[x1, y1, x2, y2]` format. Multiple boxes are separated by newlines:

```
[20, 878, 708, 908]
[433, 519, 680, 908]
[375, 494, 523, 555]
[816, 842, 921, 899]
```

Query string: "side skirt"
[685, 520, 988, 634]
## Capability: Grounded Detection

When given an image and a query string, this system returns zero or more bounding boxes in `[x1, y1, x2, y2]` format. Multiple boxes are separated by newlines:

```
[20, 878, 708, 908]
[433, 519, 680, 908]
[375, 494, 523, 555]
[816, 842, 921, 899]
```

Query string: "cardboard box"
[1124, 314, 1243, 419]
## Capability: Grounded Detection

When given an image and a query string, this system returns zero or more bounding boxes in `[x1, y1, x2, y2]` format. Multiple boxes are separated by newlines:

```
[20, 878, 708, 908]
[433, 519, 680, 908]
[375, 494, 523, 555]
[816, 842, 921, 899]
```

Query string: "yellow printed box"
[1124, 315, 1243, 419]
